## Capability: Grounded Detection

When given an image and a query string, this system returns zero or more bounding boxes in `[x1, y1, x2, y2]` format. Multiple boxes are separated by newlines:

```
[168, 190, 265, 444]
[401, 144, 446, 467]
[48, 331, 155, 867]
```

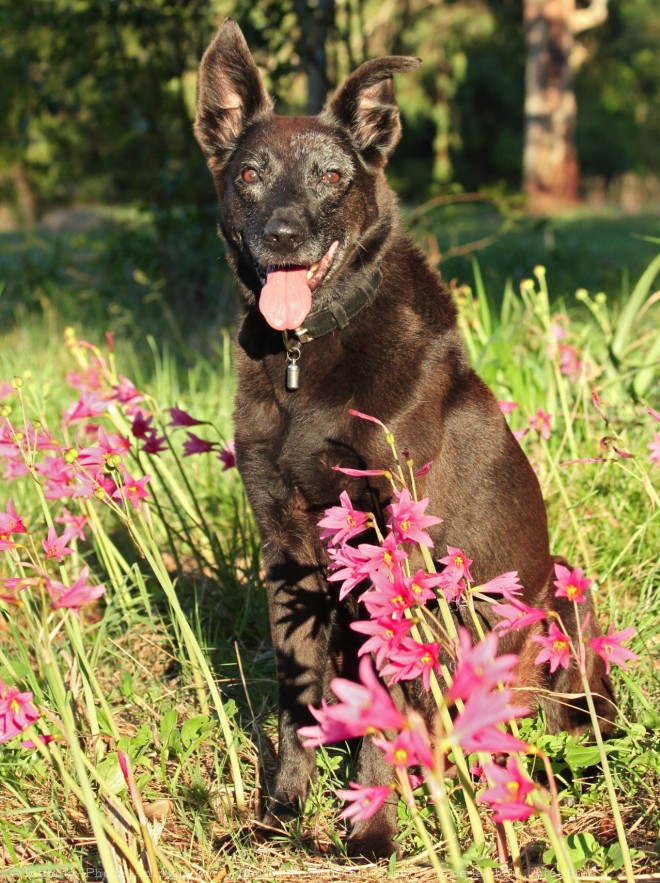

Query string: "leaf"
[612, 253, 660, 359]
[544, 832, 604, 871]
[564, 742, 601, 773]
[181, 713, 210, 747]
[159, 708, 178, 749]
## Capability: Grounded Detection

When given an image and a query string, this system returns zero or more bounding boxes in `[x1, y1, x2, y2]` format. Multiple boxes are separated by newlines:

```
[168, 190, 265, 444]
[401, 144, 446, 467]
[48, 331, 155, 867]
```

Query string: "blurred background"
[1, 0, 658, 361]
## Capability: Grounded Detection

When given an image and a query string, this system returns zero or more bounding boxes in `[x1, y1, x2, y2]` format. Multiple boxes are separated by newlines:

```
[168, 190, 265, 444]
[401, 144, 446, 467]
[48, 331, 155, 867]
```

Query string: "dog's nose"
[263, 215, 307, 251]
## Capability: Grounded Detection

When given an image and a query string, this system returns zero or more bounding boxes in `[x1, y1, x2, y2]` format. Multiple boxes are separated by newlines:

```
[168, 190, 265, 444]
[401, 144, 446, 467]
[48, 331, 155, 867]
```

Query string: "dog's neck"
[288, 268, 383, 345]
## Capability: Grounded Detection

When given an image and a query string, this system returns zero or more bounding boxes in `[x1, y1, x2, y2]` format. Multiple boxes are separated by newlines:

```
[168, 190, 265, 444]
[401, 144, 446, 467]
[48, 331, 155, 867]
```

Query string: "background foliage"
[1, 0, 659, 222]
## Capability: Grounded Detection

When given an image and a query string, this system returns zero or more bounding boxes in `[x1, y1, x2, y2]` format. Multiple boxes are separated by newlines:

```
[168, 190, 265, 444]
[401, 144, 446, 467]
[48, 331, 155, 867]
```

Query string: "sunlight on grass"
[0, 238, 658, 881]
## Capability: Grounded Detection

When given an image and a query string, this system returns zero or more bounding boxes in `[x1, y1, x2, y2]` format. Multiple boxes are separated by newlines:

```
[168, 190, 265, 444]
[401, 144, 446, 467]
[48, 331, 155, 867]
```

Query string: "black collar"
[291, 269, 382, 344]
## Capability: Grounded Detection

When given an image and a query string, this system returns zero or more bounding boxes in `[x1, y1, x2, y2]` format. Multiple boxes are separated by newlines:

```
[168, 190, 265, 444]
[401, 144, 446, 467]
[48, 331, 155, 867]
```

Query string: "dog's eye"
[322, 170, 341, 185]
[241, 168, 260, 183]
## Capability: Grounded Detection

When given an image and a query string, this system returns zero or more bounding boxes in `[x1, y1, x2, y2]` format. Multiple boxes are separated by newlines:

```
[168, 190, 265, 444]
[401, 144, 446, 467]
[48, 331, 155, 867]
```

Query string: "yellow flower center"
[506, 781, 520, 797]
[552, 639, 568, 653]
[393, 748, 409, 764]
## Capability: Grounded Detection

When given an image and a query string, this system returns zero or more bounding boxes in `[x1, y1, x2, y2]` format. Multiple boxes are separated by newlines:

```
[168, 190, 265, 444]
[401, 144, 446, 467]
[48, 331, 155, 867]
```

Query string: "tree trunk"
[14, 162, 37, 227]
[294, 0, 335, 114]
[523, 0, 579, 211]
[523, 0, 608, 212]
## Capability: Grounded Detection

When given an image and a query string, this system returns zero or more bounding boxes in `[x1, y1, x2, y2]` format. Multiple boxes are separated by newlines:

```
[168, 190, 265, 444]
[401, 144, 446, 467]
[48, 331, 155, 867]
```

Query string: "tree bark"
[294, 0, 336, 114]
[522, 0, 607, 212]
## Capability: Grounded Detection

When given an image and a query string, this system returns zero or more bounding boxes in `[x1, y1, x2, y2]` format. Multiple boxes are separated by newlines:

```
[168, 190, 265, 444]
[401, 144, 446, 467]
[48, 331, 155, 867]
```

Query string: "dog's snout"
[263, 214, 307, 252]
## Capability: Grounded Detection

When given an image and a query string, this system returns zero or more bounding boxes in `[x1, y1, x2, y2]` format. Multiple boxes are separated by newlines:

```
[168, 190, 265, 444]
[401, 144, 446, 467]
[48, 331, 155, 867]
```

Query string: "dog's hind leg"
[346, 733, 399, 860]
[539, 558, 617, 735]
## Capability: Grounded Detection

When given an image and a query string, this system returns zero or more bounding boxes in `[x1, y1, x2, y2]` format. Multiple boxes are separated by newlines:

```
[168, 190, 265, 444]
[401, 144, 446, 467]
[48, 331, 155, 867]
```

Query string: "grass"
[0, 206, 658, 881]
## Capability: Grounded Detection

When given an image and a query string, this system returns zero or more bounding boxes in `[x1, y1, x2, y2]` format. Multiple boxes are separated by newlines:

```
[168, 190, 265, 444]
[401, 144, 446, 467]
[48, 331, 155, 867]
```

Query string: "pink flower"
[46, 566, 106, 610]
[492, 600, 546, 636]
[356, 533, 408, 582]
[479, 756, 536, 823]
[131, 410, 154, 440]
[0, 678, 40, 743]
[553, 563, 591, 603]
[0, 531, 18, 551]
[1, 576, 34, 603]
[450, 688, 529, 754]
[42, 525, 75, 561]
[498, 401, 519, 414]
[475, 571, 523, 602]
[0, 499, 27, 534]
[183, 432, 217, 456]
[387, 488, 443, 547]
[588, 624, 638, 675]
[532, 622, 571, 673]
[512, 427, 529, 443]
[62, 390, 111, 424]
[648, 432, 660, 466]
[351, 616, 413, 668]
[298, 656, 405, 747]
[55, 508, 87, 542]
[360, 567, 415, 619]
[142, 430, 167, 455]
[71, 470, 116, 501]
[648, 408, 660, 423]
[112, 376, 143, 407]
[113, 469, 151, 511]
[336, 783, 393, 821]
[219, 441, 236, 470]
[381, 637, 441, 692]
[67, 360, 105, 392]
[327, 545, 368, 600]
[436, 566, 465, 603]
[439, 546, 474, 584]
[37, 456, 76, 500]
[407, 569, 446, 605]
[374, 725, 434, 770]
[332, 465, 389, 478]
[530, 408, 552, 440]
[446, 630, 518, 702]
[348, 409, 387, 429]
[559, 344, 582, 379]
[318, 491, 370, 547]
[167, 406, 205, 428]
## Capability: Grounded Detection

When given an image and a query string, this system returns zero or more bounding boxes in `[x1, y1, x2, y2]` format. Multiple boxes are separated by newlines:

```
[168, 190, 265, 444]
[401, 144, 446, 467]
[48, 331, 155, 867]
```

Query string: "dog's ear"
[322, 57, 421, 166]
[194, 18, 273, 171]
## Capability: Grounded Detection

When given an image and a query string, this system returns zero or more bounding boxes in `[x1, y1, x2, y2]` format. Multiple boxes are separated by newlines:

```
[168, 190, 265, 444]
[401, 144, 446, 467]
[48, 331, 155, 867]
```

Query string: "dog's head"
[194, 19, 420, 332]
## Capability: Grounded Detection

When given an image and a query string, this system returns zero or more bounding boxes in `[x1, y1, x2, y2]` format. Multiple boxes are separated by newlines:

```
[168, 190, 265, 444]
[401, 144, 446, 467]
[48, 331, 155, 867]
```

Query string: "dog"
[193, 19, 615, 858]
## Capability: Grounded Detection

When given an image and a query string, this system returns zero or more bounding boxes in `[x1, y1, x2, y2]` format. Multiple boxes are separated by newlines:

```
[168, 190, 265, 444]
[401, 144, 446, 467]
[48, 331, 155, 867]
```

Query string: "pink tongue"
[259, 267, 312, 331]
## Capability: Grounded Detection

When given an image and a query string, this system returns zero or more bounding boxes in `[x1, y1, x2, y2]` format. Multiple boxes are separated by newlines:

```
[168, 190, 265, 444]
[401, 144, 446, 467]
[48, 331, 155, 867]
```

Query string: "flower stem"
[580, 671, 635, 883]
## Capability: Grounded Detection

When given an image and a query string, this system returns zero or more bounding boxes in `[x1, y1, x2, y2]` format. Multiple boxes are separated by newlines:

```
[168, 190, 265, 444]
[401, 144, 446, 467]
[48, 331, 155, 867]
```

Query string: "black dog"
[194, 19, 614, 858]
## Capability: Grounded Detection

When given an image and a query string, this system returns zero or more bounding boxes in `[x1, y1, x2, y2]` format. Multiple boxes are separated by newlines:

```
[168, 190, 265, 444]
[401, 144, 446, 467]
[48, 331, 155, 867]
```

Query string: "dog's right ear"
[194, 19, 273, 172]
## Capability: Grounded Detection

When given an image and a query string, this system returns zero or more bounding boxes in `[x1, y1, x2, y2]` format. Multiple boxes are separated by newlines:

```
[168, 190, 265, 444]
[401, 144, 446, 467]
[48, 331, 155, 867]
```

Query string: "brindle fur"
[194, 19, 615, 858]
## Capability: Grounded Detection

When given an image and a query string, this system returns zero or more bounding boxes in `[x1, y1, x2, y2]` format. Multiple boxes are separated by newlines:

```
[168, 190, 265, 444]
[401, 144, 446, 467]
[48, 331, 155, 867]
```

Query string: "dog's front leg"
[260, 533, 334, 830]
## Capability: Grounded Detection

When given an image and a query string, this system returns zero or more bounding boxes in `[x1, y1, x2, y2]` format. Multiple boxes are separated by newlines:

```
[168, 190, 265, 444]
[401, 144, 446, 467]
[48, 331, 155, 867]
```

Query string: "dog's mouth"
[258, 241, 339, 331]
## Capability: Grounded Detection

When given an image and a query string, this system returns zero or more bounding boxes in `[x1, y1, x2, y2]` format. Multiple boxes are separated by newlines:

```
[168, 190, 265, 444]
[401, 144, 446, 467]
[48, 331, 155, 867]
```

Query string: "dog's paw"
[255, 798, 300, 837]
[346, 817, 398, 861]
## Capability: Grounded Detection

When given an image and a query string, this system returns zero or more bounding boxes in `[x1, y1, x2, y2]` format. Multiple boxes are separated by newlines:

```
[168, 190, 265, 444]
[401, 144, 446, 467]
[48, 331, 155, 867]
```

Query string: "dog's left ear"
[322, 57, 421, 166]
